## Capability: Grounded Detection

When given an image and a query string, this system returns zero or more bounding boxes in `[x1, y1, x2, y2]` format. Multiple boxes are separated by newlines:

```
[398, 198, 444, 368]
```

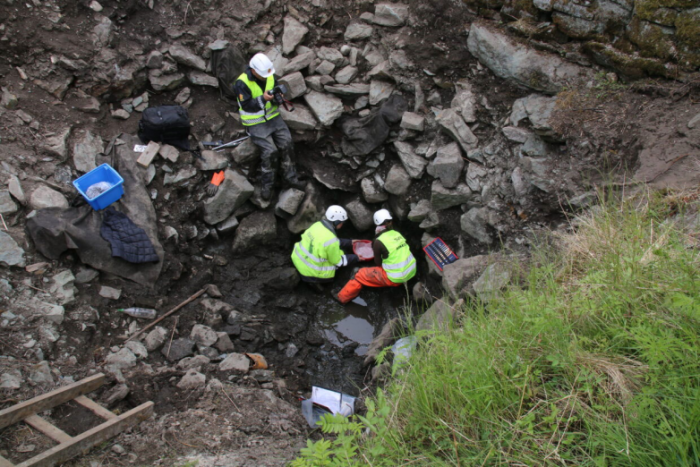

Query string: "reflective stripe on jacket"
[377, 230, 416, 283]
[236, 72, 279, 126]
[291, 222, 342, 280]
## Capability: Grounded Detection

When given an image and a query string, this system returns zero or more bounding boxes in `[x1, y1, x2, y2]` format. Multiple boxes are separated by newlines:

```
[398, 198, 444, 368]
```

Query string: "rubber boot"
[281, 147, 306, 190]
[260, 151, 278, 200]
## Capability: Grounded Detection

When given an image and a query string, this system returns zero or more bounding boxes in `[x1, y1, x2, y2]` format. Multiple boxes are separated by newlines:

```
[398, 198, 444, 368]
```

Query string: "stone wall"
[462, 0, 700, 79]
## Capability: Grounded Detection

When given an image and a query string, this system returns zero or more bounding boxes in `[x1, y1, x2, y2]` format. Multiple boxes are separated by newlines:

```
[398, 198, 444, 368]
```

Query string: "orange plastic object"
[210, 171, 225, 186]
[245, 353, 268, 370]
[353, 240, 374, 261]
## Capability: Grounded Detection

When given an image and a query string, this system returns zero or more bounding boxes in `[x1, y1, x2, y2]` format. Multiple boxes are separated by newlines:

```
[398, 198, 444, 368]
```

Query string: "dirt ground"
[0, 0, 699, 465]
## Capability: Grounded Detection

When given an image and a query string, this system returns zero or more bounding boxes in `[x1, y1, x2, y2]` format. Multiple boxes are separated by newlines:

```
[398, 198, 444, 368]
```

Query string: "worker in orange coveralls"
[336, 209, 416, 304]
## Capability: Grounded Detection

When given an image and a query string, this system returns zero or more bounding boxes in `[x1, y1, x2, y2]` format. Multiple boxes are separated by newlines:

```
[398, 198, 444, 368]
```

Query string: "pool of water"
[316, 301, 380, 356]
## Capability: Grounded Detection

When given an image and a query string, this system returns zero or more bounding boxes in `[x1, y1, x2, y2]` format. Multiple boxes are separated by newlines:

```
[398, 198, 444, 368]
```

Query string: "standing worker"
[336, 209, 416, 304]
[234, 53, 304, 200]
[292, 206, 359, 291]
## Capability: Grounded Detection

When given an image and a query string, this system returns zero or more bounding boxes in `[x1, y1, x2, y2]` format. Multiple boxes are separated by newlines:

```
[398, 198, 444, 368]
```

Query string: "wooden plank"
[17, 401, 154, 467]
[73, 396, 116, 420]
[136, 141, 160, 167]
[0, 374, 105, 430]
[24, 415, 72, 444]
[0, 454, 14, 467]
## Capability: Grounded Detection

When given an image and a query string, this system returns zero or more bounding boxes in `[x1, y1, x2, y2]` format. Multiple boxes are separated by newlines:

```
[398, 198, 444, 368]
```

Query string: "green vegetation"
[293, 190, 700, 466]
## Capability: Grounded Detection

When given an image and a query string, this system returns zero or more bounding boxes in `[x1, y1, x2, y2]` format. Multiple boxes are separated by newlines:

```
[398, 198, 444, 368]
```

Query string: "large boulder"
[384, 165, 411, 196]
[442, 255, 492, 299]
[345, 198, 374, 232]
[467, 22, 592, 94]
[303, 91, 343, 127]
[428, 142, 464, 188]
[431, 181, 471, 211]
[373, 3, 410, 27]
[280, 104, 317, 130]
[72, 130, 103, 173]
[509, 94, 560, 141]
[282, 16, 309, 55]
[232, 211, 277, 253]
[361, 177, 389, 203]
[169, 44, 206, 71]
[416, 299, 463, 332]
[30, 186, 69, 210]
[436, 109, 478, 153]
[203, 170, 254, 225]
[287, 183, 324, 234]
[393, 142, 427, 179]
[461, 207, 493, 244]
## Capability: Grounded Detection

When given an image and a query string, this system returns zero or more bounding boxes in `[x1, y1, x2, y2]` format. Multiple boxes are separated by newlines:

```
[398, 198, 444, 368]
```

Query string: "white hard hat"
[249, 53, 275, 78]
[373, 209, 393, 226]
[325, 205, 348, 222]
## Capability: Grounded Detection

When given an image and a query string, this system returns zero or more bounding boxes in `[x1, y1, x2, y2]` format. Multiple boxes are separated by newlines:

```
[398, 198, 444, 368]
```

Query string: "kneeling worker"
[292, 206, 359, 289]
[337, 209, 416, 304]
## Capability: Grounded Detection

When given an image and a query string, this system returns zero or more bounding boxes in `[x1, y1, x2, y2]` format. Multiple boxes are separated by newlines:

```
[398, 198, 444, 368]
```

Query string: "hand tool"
[429, 244, 448, 265]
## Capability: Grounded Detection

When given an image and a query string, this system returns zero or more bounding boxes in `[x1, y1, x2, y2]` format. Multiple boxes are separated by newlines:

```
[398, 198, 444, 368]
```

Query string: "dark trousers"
[247, 116, 297, 189]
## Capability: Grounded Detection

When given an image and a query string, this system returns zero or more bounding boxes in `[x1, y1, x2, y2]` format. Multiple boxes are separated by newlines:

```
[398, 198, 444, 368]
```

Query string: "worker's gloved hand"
[206, 171, 225, 197]
[206, 183, 219, 197]
[335, 255, 349, 268]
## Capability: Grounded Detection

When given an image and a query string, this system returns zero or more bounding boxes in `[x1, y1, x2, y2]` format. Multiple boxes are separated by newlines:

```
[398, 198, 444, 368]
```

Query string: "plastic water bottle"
[118, 308, 157, 319]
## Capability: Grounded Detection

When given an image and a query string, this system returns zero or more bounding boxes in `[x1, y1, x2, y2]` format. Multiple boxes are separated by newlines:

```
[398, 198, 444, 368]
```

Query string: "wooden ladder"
[0, 373, 153, 467]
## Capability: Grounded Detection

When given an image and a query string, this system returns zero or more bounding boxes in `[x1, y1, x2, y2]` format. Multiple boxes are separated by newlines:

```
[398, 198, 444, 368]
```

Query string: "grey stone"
[355, 95, 369, 110]
[232, 211, 277, 253]
[265, 267, 300, 290]
[275, 188, 305, 218]
[368, 61, 393, 81]
[335, 66, 358, 85]
[43, 128, 71, 159]
[219, 353, 249, 373]
[149, 71, 185, 91]
[283, 51, 315, 75]
[384, 165, 411, 196]
[436, 109, 478, 153]
[190, 324, 218, 347]
[111, 109, 130, 120]
[162, 338, 195, 362]
[400, 112, 424, 131]
[282, 16, 309, 55]
[408, 199, 431, 222]
[177, 369, 206, 389]
[1, 87, 18, 110]
[30, 186, 69, 210]
[164, 167, 197, 185]
[419, 212, 440, 231]
[393, 142, 427, 179]
[466, 163, 488, 192]
[416, 299, 462, 332]
[280, 72, 307, 100]
[28, 361, 53, 385]
[280, 104, 317, 130]
[0, 191, 17, 214]
[511, 166, 529, 198]
[266, 46, 289, 77]
[196, 150, 227, 170]
[451, 83, 477, 123]
[144, 326, 168, 351]
[502, 126, 532, 143]
[305, 75, 334, 92]
[208, 40, 230, 51]
[441, 255, 491, 299]
[99, 286, 121, 300]
[345, 22, 373, 41]
[369, 80, 395, 105]
[187, 71, 218, 87]
[315, 60, 336, 75]
[323, 83, 370, 96]
[49, 270, 76, 305]
[203, 169, 254, 225]
[287, 184, 324, 234]
[75, 267, 99, 284]
[217, 215, 239, 234]
[146, 50, 163, 69]
[0, 369, 22, 389]
[303, 91, 343, 127]
[72, 130, 103, 173]
[509, 94, 559, 140]
[431, 181, 471, 211]
[8, 176, 26, 205]
[461, 208, 492, 244]
[230, 138, 260, 165]
[215, 332, 235, 352]
[361, 177, 389, 203]
[169, 44, 206, 71]
[373, 3, 409, 27]
[467, 23, 592, 94]
[473, 262, 512, 301]
[390, 49, 413, 70]
[175, 87, 191, 105]
[428, 142, 464, 188]
[126, 341, 148, 359]
[317, 47, 344, 66]
[106, 348, 137, 370]
[688, 112, 700, 129]
[346, 198, 374, 232]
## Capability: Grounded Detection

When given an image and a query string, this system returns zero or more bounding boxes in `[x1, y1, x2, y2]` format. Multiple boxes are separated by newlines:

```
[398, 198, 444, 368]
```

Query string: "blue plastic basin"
[72, 163, 124, 210]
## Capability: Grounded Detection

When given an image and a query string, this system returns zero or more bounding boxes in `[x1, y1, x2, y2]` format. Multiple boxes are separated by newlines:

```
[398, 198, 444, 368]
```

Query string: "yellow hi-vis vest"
[377, 230, 416, 283]
[236, 72, 280, 126]
[291, 222, 343, 280]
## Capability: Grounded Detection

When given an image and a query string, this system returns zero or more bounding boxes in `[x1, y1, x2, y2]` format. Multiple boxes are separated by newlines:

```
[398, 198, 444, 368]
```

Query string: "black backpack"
[138, 105, 190, 150]
[210, 44, 247, 101]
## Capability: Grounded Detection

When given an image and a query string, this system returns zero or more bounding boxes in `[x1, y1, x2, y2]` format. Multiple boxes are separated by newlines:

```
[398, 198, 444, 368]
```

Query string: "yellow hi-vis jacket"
[236, 72, 279, 126]
[291, 221, 342, 280]
[377, 230, 416, 283]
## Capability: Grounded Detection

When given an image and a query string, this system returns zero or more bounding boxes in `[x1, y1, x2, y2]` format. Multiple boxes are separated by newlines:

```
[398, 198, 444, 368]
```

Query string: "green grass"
[292, 190, 700, 466]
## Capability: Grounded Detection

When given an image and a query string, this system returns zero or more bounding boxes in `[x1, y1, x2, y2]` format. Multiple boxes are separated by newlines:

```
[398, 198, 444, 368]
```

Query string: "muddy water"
[316, 301, 378, 356]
